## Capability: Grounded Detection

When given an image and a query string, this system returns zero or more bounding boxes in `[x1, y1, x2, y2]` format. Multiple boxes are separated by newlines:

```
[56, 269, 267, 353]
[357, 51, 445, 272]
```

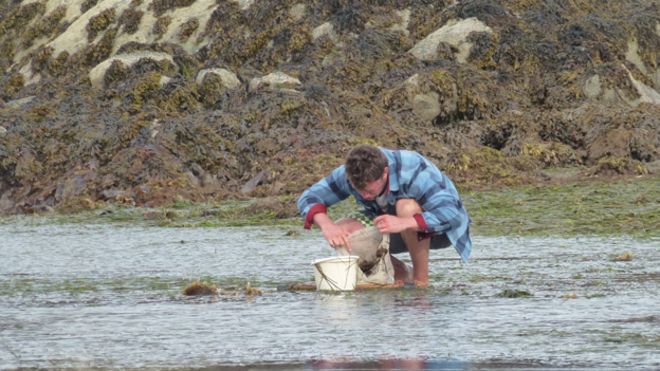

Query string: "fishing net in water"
[336, 227, 395, 285]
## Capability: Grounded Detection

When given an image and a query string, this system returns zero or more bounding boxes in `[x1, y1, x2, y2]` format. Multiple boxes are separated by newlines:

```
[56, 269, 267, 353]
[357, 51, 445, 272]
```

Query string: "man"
[297, 145, 472, 287]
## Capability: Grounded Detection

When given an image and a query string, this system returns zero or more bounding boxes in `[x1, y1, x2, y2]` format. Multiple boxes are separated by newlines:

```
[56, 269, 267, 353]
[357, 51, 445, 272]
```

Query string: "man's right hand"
[313, 213, 351, 251]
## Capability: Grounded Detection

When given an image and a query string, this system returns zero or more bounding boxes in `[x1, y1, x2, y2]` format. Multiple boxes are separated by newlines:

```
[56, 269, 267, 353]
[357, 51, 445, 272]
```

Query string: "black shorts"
[389, 232, 452, 254]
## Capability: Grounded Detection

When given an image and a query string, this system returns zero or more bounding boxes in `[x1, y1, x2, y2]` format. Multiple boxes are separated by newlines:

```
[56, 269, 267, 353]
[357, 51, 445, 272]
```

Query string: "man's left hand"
[373, 215, 417, 234]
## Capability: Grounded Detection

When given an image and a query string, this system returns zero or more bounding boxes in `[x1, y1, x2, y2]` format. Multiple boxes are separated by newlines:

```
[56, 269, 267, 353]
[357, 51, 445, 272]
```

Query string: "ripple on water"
[0, 224, 658, 369]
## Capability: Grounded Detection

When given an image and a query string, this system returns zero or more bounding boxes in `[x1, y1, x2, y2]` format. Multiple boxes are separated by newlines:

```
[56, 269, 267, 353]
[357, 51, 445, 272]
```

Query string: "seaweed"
[119, 8, 144, 35]
[150, 0, 196, 17]
[183, 280, 217, 296]
[21, 5, 67, 48]
[80, 0, 100, 13]
[177, 18, 199, 42]
[152, 16, 171, 39]
[86, 8, 116, 42]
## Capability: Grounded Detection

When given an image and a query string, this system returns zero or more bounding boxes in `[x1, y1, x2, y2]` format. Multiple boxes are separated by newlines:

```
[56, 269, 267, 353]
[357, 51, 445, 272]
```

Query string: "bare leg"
[390, 255, 413, 284]
[396, 199, 431, 287]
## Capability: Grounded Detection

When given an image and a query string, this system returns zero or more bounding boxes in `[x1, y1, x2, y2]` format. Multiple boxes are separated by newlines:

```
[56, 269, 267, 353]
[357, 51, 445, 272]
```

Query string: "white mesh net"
[336, 226, 395, 285]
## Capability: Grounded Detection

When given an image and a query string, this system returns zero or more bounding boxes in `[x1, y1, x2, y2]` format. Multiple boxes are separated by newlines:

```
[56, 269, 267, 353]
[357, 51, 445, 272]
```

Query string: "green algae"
[1, 175, 656, 239]
[462, 175, 659, 238]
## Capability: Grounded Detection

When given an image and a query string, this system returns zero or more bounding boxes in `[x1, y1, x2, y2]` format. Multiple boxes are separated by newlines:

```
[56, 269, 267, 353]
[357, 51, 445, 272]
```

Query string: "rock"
[623, 65, 660, 106]
[101, 188, 133, 201]
[289, 4, 306, 22]
[4, 96, 35, 110]
[89, 52, 175, 89]
[54, 175, 88, 202]
[231, 0, 254, 11]
[0, 192, 15, 214]
[185, 171, 201, 187]
[409, 17, 492, 62]
[646, 160, 660, 175]
[249, 71, 302, 92]
[625, 39, 648, 75]
[159, 76, 172, 86]
[0, 126, 6, 137]
[195, 68, 241, 89]
[389, 9, 411, 36]
[584, 75, 601, 99]
[312, 22, 337, 42]
[241, 170, 267, 194]
[412, 92, 441, 121]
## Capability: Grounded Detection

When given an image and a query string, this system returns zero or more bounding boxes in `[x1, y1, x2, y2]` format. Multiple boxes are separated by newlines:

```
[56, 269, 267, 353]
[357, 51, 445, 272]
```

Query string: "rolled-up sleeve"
[297, 165, 352, 229]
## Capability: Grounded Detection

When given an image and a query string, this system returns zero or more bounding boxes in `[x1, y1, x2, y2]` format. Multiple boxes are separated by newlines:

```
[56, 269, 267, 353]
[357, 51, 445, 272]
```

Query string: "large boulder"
[409, 17, 492, 62]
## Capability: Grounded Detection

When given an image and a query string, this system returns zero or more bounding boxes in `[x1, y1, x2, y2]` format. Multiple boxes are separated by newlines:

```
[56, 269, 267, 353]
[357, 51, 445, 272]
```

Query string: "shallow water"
[0, 221, 658, 369]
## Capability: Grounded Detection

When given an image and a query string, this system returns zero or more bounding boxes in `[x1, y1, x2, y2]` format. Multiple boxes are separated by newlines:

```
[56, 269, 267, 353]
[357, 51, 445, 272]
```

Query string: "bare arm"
[313, 213, 352, 250]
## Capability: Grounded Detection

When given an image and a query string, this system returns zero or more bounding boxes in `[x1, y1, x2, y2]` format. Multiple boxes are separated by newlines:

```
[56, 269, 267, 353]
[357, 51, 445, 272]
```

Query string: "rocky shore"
[1, 1, 658, 214]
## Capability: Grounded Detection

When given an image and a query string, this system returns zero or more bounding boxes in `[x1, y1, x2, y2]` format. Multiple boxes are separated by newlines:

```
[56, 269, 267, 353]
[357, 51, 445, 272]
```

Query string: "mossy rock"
[156, 82, 201, 113]
[103, 60, 130, 87]
[152, 16, 172, 39]
[1, 74, 25, 98]
[80, 0, 100, 13]
[86, 8, 116, 42]
[83, 28, 117, 66]
[21, 5, 67, 48]
[129, 72, 163, 109]
[590, 157, 648, 176]
[150, 0, 196, 17]
[177, 18, 199, 42]
[119, 8, 144, 35]
[0, 2, 46, 35]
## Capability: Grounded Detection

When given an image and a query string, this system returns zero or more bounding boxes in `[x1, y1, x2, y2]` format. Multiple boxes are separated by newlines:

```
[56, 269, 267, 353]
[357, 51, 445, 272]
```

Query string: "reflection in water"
[308, 357, 467, 370]
[306, 358, 456, 371]
[0, 223, 658, 369]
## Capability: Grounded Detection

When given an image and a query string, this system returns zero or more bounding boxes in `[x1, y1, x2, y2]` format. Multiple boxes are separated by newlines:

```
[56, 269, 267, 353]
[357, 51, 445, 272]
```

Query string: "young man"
[297, 145, 472, 287]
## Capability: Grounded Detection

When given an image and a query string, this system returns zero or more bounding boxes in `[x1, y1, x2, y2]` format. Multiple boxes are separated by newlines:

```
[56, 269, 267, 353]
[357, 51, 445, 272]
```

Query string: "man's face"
[355, 167, 388, 201]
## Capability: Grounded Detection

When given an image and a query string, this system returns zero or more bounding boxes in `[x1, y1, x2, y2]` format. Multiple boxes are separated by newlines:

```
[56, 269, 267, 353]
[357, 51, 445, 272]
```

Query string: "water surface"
[0, 222, 658, 369]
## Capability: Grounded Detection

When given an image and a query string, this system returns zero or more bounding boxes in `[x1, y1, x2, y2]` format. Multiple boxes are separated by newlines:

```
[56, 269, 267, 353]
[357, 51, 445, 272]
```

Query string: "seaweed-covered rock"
[0, 0, 658, 213]
[89, 51, 175, 88]
[195, 68, 241, 89]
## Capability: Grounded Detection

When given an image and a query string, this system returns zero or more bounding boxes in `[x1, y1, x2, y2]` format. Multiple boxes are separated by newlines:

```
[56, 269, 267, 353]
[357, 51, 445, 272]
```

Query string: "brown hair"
[345, 145, 387, 189]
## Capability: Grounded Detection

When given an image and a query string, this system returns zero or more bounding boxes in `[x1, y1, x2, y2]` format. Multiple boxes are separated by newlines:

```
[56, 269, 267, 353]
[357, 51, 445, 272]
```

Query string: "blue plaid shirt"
[297, 148, 472, 262]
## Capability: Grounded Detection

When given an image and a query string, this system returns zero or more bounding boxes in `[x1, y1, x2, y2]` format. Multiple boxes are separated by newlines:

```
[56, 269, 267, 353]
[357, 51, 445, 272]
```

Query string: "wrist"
[313, 213, 333, 229]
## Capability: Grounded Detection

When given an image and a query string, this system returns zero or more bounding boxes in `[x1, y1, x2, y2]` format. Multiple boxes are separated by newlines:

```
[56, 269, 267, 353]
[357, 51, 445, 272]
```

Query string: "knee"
[395, 198, 422, 217]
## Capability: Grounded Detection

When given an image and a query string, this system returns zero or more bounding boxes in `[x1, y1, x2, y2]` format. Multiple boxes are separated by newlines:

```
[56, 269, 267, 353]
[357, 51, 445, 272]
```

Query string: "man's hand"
[373, 215, 417, 234]
[321, 223, 352, 250]
[313, 213, 352, 251]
